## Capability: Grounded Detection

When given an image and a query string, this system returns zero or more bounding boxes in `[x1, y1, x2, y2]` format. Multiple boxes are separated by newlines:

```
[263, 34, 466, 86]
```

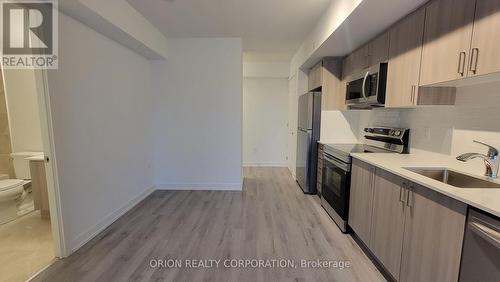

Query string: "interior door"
[468, 0, 500, 77]
[370, 169, 407, 280]
[419, 0, 476, 85]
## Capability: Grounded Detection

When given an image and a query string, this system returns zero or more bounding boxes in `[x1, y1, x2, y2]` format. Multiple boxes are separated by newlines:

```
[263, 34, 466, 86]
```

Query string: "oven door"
[321, 153, 351, 228]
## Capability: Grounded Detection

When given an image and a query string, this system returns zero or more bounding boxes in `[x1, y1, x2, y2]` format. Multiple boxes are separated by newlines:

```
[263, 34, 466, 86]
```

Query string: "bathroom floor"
[0, 211, 55, 282]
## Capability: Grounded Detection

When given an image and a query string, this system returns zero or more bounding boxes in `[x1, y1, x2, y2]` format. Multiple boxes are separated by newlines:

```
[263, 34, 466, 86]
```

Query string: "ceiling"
[126, 0, 332, 52]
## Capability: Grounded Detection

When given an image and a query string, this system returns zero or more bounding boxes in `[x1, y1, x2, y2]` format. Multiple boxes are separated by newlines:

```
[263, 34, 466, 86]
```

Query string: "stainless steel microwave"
[345, 63, 387, 109]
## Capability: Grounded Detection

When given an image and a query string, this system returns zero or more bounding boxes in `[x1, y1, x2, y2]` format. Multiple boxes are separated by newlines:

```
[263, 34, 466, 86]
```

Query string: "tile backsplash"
[321, 80, 500, 175]
[400, 81, 500, 157]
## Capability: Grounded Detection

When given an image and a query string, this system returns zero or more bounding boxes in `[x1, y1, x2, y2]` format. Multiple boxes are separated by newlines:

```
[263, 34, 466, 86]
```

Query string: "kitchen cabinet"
[348, 159, 376, 245]
[386, 9, 426, 107]
[350, 160, 467, 281]
[308, 62, 322, 91]
[307, 59, 345, 111]
[369, 169, 407, 279]
[419, 0, 476, 85]
[342, 46, 368, 78]
[367, 32, 390, 67]
[467, 0, 500, 77]
[399, 183, 466, 282]
[321, 60, 344, 111]
[343, 32, 389, 79]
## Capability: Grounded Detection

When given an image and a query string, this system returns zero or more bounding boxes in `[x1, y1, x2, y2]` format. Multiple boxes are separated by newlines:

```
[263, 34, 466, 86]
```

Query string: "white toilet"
[0, 152, 44, 225]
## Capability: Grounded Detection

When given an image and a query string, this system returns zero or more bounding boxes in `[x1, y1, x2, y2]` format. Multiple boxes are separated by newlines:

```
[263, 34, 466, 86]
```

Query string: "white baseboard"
[242, 162, 287, 167]
[155, 182, 242, 191]
[69, 185, 155, 254]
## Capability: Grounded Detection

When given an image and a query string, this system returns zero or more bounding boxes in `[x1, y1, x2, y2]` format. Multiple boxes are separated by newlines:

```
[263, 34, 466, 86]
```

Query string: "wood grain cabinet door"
[322, 60, 345, 111]
[468, 0, 500, 77]
[369, 169, 407, 280]
[348, 159, 376, 245]
[308, 62, 323, 92]
[343, 46, 368, 77]
[400, 183, 466, 282]
[367, 31, 390, 66]
[386, 9, 426, 107]
[419, 0, 476, 85]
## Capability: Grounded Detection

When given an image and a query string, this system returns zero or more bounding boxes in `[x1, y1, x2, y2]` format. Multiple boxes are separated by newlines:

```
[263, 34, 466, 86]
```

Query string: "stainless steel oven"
[321, 152, 351, 232]
[345, 63, 387, 108]
[320, 127, 411, 233]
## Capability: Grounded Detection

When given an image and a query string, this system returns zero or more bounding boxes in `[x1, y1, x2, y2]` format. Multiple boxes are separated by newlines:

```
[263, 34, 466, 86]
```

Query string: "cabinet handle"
[469, 48, 479, 74]
[406, 185, 413, 207]
[458, 52, 466, 76]
[400, 182, 407, 203]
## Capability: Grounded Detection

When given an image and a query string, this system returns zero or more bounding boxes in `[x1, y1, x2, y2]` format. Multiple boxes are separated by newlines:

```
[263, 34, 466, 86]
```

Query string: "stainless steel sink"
[404, 167, 500, 189]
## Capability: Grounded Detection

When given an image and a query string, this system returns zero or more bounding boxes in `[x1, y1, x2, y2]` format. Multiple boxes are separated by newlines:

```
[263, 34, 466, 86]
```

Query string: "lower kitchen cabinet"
[349, 160, 467, 282]
[369, 169, 407, 279]
[399, 183, 466, 282]
[348, 159, 376, 245]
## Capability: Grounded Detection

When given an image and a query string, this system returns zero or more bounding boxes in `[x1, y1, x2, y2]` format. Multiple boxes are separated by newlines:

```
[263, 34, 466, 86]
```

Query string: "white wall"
[3, 69, 44, 153]
[46, 13, 155, 253]
[60, 0, 168, 59]
[242, 52, 290, 167]
[152, 38, 243, 190]
[243, 78, 288, 166]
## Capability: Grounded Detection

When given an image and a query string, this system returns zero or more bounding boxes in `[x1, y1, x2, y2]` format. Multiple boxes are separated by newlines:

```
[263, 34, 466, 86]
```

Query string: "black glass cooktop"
[322, 143, 393, 163]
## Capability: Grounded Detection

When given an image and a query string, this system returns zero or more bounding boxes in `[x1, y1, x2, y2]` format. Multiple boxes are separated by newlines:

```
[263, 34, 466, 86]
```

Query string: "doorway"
[0, 66, 64, 282]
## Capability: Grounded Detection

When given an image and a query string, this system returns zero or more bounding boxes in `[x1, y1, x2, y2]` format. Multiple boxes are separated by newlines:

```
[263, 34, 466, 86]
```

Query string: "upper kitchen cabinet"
[468, 0, 500, 77]
[386, 9, 426, 107]
[308, 62, 323, 91]
[367, 31, 390, 67]
[419, 0, 476, 85]
[308, 59, 345, 111]
[342, 46, 368, 78]
[342, 32, 389, 79]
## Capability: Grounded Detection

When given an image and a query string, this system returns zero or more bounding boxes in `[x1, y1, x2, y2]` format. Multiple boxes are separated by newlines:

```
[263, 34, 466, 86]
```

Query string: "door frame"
[33, 68, 67, 257]
[0, 65, 67, 257]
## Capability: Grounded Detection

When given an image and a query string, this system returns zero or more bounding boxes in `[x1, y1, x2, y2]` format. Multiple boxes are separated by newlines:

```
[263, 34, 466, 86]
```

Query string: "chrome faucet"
[456, 140, 499, 178]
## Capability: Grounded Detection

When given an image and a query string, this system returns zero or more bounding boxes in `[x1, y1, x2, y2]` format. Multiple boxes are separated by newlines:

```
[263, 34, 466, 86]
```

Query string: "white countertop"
[351, 151, 500, 217]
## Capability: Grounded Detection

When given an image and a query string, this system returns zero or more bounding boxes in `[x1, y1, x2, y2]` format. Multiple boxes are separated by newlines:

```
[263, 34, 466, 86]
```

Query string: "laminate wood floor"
[32, 167, 384, 282]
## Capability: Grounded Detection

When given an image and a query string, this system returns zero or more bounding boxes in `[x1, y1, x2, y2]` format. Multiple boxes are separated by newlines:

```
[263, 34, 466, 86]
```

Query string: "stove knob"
[395, 130, 401, 136]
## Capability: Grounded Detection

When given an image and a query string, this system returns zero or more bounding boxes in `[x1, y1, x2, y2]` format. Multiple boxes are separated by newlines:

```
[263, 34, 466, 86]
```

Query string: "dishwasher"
[459, 208, 500, 282]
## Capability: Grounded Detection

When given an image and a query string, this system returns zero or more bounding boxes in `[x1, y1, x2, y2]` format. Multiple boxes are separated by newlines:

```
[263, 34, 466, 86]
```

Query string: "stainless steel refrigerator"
[296, 92, 321, 194]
